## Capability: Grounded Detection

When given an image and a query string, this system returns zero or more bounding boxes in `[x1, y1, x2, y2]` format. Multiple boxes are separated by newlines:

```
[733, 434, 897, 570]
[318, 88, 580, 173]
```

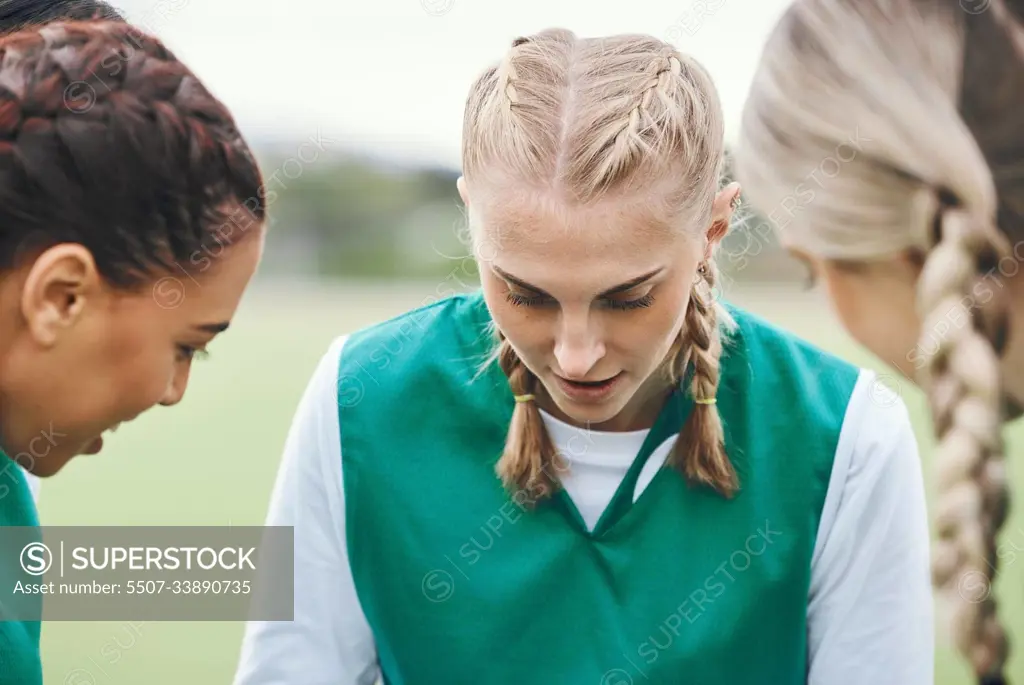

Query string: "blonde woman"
[734, 1, 1023, 683]
[234, 29, 932, 684]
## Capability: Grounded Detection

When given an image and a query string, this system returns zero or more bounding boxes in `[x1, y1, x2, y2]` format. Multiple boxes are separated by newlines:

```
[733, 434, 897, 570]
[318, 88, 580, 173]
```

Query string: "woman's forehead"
[477, 193, 682, 255]
[478, 203, 697, 299]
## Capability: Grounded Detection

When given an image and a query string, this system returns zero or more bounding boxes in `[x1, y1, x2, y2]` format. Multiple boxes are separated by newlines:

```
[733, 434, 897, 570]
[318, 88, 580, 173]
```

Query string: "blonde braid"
[497, 37, 528, 110]
[919, 193, 1012, 682]
[493, 333, 564, 503]
[596, 54, 683, 194]
[665, 256, 737, 497]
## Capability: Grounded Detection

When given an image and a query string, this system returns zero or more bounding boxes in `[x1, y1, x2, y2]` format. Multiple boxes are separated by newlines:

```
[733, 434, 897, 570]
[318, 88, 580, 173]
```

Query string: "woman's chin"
[82, 435, 104, 455]
[543, 393, 629, 431]
[26, 441, 96, 478]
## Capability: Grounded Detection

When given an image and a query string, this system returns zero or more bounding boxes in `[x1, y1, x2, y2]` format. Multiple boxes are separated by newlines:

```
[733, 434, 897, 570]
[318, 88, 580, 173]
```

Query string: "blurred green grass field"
[33, 280, 1024, 684]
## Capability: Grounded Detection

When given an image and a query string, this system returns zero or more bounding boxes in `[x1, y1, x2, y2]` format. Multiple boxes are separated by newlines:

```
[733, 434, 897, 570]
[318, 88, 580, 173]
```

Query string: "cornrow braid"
[597, 54, 682, 196]
[0, 20, 264, 285]
[498, 36, 529, 109]
[465, 31, 571, 193]
[666, 255, 737, 497]
[919, 191, 1012, 683]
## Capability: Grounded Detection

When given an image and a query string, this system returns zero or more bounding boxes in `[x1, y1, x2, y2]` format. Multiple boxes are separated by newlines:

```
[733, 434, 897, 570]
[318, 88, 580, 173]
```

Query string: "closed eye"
[504, 290, 655, 311]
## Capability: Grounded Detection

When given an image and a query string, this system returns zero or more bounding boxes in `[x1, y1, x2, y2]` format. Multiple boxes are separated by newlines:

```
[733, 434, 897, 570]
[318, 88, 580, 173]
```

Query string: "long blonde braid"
[920, 192, 1012, 681]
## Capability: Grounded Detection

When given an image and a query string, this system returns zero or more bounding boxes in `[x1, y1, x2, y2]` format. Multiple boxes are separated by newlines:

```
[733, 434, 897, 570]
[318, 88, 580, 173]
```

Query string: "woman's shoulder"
[343, 290, 490, 356]
[717, 301, 867, 426]
[323, 290, 497, 405]
[720, 300, 860, 378]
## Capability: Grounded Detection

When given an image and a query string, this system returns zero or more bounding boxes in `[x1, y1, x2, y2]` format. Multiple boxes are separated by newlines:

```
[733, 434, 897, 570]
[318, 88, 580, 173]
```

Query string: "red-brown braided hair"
[0, 19, 265, 286]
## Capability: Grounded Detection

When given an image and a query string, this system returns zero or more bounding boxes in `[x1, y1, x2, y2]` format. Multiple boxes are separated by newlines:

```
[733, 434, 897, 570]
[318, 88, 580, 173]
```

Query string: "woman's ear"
[705, 182, 741, 260]
[711, 182, 741, 226]
[20, 243, 99, 347]
[457, 176, 470, 207]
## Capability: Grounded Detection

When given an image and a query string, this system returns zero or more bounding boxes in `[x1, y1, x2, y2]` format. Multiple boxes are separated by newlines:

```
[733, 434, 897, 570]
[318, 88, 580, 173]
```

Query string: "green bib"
[338, 291, 859, 684]
[0, 450, 42, 685]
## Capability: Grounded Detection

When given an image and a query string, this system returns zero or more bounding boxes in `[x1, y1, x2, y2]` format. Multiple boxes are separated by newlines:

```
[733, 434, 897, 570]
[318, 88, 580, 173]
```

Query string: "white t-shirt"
[232, 335, 935, 685]
[25, 470, 40, 504]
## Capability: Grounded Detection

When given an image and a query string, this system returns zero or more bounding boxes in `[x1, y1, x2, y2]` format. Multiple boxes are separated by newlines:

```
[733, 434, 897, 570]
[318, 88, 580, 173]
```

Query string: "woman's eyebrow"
[492, 264, 664, 297]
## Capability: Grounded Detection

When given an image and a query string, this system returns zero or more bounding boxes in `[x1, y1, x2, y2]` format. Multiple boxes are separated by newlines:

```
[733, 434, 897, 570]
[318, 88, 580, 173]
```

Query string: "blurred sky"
[110, 0, 792, 169]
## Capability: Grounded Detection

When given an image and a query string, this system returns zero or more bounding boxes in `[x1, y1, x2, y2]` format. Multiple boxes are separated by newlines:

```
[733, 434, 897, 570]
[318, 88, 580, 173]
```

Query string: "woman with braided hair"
[235, 28, 931, 685]
[735, 0, 1024, 683]
[0, 16, 265, 684]
[0, 1, 124, 507]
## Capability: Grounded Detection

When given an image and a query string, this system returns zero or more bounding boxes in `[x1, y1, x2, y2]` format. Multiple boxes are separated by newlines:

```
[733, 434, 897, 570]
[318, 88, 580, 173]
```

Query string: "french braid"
[588, 53, 682, 200]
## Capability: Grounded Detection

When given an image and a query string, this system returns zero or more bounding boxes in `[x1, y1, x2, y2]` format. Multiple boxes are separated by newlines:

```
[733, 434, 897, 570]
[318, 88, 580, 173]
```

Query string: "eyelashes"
[504, 291, 655, 311]
[177, 346, 211, 362]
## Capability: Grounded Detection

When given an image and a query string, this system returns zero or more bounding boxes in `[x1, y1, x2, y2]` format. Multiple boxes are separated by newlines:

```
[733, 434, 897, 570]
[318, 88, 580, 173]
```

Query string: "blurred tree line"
[253, 144, 804, 285]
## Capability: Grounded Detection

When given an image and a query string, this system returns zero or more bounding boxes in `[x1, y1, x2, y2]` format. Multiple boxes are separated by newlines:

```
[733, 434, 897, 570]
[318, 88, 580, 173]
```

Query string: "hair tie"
[695, 397, 716, 405]
[514, 394, 535, 403]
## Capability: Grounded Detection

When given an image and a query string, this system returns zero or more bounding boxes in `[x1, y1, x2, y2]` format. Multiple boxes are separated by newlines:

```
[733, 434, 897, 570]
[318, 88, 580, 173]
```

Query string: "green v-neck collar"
[553, 383, 694, 539]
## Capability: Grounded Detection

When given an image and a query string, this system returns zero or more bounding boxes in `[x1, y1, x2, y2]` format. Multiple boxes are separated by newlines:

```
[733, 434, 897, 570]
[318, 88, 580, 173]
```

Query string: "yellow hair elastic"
[694, 397, 717, 405]
[513, 394, 535, 403]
